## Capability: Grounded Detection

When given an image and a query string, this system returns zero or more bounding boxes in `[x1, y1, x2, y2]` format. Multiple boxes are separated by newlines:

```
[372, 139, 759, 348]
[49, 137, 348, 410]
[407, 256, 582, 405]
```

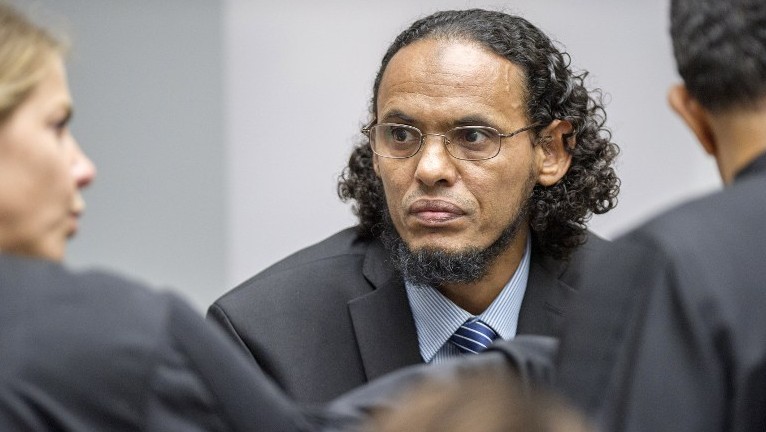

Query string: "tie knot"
[448, 318, 499, 354]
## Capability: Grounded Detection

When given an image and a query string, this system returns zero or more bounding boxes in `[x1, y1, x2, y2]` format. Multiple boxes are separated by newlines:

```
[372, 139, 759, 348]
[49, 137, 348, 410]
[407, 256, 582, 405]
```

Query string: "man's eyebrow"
[378, 111, 506, 130]
[379, 109, 415, 123]
[453, 115, 501, 129]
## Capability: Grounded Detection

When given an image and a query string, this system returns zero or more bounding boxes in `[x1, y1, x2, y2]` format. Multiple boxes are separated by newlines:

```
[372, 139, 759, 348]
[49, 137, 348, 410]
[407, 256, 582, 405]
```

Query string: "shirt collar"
[405, 236, 532, 362]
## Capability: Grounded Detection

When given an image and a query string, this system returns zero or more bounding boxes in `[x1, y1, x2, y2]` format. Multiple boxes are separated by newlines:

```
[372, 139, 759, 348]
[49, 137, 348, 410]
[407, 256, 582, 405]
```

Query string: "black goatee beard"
[379, 196, 532, 288]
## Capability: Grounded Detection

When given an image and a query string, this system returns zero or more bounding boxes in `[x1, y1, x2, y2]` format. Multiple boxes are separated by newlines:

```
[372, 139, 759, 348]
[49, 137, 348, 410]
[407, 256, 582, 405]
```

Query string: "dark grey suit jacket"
[0, 254, 308, 432]
[208, 227, 606, 404]
[556, 152, 766, 431]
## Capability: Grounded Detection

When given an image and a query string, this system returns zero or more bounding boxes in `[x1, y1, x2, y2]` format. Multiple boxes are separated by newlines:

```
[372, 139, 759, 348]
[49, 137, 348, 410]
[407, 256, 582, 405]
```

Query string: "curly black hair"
[338, 9, 619, 260]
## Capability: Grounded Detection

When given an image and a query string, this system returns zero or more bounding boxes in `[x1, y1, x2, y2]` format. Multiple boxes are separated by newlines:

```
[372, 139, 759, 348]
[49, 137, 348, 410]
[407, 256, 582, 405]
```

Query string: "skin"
[0, 55, 96, 261]
[668, 85, 766, 184]
[373, 38, 571, 313]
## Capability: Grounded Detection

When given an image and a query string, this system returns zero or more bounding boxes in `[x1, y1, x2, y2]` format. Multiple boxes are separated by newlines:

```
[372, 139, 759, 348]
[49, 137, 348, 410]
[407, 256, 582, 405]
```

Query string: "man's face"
[0, 56, 95, 261]
[373, 38, 542, 256]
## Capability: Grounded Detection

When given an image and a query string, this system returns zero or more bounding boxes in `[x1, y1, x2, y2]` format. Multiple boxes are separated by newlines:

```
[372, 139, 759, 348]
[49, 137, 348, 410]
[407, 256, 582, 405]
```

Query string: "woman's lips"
[69, 194, 86, 237]
[409, 199, 466, 223]
[67, 211, 81, 237]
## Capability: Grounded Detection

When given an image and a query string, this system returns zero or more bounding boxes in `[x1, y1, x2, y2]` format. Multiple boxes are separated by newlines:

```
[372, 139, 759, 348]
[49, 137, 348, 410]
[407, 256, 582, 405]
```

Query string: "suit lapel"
[348, 240, 422, 381]
[517, 252, 575, 336]
[346, 238, 580, 379]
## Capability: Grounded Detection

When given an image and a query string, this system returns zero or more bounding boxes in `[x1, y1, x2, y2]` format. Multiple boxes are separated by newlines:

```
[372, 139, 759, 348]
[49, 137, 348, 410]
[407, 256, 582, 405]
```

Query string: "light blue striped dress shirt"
[404, 236, 531, 364]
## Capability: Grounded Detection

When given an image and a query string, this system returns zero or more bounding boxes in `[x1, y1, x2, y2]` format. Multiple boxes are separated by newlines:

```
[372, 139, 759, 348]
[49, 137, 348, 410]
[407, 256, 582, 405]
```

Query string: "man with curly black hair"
[209, 9, 619, 405]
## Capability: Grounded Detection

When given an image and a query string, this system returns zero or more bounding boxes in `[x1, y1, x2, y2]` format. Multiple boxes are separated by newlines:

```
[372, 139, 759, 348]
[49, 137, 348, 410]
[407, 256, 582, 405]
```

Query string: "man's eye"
[390, 127, 415, 142]
[465, 130, 482, 142]
[457, 128, 491, 144]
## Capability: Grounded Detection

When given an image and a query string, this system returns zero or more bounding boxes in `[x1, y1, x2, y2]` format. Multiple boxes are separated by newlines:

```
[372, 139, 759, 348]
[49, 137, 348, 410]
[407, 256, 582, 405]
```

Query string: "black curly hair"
[338, 9, 619, 260]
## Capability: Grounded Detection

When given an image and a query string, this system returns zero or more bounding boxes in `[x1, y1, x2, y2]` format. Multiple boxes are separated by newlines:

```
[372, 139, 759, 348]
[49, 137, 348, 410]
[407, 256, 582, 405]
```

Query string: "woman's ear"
[668, 84, 717, 155]
[536, 119, 573, 187]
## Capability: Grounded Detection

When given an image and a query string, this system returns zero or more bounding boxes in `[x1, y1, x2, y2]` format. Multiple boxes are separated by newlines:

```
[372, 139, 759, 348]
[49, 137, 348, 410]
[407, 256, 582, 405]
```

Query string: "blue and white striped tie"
[448, 317, 499, 354]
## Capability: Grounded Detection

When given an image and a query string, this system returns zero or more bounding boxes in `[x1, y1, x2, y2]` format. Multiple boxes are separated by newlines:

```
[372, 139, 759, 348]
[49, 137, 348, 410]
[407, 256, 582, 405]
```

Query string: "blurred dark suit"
[557, 153, 766, 431]
[0, 254, 307, 432]
[316, 335, 559, 432]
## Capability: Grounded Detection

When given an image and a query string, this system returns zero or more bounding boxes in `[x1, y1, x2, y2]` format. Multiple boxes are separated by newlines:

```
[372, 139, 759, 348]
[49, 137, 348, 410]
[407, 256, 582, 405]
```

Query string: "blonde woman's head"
[0, 2, 95, 261]
[0, 2, 64, 124]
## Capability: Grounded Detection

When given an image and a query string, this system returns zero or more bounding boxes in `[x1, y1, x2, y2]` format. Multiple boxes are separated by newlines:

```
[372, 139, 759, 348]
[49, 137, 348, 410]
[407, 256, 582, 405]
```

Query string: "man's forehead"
[385, 39, 523, 85]
[377, 39, 527, 125]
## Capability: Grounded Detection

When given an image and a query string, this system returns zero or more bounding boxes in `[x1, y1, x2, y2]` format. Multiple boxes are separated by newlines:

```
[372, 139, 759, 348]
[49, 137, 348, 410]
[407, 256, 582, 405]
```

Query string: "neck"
[710, 105, 766, 184]
[438, 228, 529, 315]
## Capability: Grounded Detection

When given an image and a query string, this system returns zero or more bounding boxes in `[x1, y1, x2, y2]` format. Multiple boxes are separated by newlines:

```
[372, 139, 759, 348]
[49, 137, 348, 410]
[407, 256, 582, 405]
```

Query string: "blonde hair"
[0, 2, 63, 124]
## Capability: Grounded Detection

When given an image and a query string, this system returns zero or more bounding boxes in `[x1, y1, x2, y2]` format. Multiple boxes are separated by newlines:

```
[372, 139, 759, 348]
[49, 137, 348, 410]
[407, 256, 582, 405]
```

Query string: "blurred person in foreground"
[367, 368, 591, 432]
[0, 3, 307, 431]
[551, 0, 766, 430]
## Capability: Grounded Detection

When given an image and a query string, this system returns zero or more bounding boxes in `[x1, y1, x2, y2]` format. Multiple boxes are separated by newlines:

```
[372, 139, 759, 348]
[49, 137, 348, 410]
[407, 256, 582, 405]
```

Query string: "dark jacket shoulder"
[212, 227, 382, 310]
[0, 254, 307, 432]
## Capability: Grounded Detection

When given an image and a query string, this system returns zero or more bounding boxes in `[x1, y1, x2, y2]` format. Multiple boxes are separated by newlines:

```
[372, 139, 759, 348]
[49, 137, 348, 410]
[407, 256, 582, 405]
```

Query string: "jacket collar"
[734, 150, 766, 182]
[347, 239, 422, 381]
[516, 248, 575, 336]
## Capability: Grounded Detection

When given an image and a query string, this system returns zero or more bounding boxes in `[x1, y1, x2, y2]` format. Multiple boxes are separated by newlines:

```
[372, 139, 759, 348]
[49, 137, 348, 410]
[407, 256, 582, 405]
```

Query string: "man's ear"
[535, 119, 573, 187]
[668, 84, 717, 155]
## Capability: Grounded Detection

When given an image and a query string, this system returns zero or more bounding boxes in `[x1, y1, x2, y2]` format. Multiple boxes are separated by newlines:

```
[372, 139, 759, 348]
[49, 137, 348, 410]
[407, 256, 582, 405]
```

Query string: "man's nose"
[413, 134, 458, 187]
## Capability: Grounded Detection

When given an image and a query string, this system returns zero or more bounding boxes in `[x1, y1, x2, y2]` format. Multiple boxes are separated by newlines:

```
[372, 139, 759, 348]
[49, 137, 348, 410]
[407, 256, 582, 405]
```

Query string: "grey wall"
[18, 1, 721, 310]
[29, 0, 226, 310]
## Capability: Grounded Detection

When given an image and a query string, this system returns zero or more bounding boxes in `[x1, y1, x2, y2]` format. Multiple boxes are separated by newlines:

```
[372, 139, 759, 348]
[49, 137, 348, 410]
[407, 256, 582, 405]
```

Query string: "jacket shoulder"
[0, 255, 202, 430]
[213, 227, 376, 305]
[533, 230, 609, 282]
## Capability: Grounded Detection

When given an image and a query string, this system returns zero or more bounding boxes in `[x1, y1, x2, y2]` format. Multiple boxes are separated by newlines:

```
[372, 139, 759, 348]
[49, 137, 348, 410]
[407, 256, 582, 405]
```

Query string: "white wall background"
[21, 1, 720, 310]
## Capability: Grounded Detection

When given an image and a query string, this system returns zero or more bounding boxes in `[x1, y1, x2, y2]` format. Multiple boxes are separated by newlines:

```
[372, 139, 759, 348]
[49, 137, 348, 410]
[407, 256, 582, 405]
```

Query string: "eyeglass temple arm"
[496, 122, 542, 138]
[361, 118, 377, 135]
